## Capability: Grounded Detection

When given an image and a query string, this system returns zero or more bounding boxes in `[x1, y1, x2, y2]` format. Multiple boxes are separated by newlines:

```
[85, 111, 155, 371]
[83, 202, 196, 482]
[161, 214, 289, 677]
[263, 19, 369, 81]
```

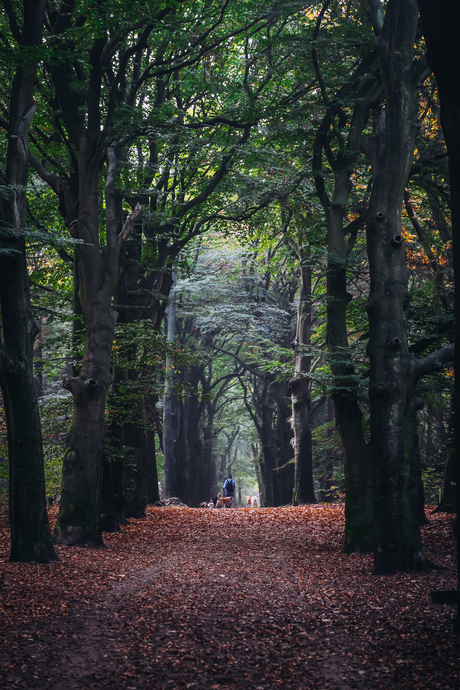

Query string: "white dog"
[251, 493, 262, 508]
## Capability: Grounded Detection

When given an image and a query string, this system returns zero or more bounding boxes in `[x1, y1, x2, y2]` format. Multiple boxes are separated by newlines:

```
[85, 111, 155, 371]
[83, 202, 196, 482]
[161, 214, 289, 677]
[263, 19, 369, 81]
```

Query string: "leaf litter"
[0, 504, 458, 688]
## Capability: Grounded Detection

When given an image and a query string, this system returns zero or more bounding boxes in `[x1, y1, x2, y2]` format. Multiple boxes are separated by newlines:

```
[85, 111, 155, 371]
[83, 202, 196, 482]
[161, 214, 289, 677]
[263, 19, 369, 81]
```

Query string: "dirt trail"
[0, 505, 458, 689]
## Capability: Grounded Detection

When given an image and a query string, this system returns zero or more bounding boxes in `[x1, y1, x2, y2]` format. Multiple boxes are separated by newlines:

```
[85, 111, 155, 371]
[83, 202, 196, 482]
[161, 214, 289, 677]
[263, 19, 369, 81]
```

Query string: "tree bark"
[273, 380, 295, 505]
[365, 0, 423, 573]
[0, 0, 57, 563]
[312, 38, 382, 549]
[146, 406, 161, 504]
[417, 0, 460, 618]
[289, 259, 316, 504]
[182, 376, 203, 504]
[259, 383, 277, 507]
[53, 143, 138, 544]
[200, 405, 215, 504]
[326, 199, 374, 551]
[163, 266, 178, 499]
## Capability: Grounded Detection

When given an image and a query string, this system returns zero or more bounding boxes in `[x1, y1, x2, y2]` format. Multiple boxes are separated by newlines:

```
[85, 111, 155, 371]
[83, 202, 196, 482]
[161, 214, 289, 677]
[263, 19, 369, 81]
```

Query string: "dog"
[198, 502, 208, 508]
[251, 493, 262, 508]
[216, 492, 233, 508]
[245, 496, 252, 508]
[207, 501, 214, 509]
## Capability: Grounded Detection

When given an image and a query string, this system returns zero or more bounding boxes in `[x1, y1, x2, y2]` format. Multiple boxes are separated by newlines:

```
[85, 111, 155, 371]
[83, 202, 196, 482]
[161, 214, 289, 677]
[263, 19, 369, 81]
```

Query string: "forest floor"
[0, 503, 458, 689]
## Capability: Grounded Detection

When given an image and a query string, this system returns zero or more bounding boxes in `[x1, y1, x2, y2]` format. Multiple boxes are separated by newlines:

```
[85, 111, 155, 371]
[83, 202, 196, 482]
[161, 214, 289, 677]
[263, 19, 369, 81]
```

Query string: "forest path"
[0, 504, 458, 688]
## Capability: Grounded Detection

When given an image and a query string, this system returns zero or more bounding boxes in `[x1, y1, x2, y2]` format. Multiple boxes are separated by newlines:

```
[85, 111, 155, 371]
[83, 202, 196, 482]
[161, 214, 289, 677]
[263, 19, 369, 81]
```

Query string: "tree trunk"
[435, 398, 456, 512]
[163, 266, 177, 498]
[53, 138, 130, 544]
[183, 365, 209, 505]
[260, 389, 276, 507]
[326, 200, 373, 551]
[100, 460, 121, 532]
[365, 0, 422, 573]
[289, 259, 316, 504]
[417, 0, 460, 621]
[146, 415, 160, 504]
[123, 415, 148, 519]
[289, 378, 315, 503]
[218, 453, 227, 497]
[312, 42, 381, 548]
[0, 0, 57, 563]
[274, 381, 295, 505]
[56, 295, 115, 545]
[200, 401, 216, 504]
[251, 443, 263, 503]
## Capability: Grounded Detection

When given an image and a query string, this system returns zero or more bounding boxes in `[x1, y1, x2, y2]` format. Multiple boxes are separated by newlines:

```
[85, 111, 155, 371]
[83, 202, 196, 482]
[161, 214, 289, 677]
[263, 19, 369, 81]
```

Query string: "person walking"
[223, 473, 235, 507]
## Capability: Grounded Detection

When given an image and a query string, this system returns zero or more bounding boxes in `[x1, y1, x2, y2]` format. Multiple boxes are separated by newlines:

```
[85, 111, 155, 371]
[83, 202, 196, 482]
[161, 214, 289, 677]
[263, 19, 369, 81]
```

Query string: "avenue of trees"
[0, 0, 457, 587]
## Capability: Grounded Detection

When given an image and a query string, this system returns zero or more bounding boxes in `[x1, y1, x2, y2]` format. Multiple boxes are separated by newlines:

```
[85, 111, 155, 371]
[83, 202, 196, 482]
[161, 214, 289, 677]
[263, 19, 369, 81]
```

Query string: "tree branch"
[212, 344, 266, 382]
[414, 343, 454, 382]
[28, 151, 76, 225]
[2, 0, 21, 42]
[121, 203, 142, 242]
[179, 125, 252, 217]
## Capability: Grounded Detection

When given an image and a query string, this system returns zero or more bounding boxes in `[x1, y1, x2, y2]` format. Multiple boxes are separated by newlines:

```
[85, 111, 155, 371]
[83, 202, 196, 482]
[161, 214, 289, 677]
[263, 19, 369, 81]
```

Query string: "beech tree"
[31, 0, 279, 542]
[364, 0, 453, 573]
[417, 0, 460, 620]
[287, 210, 318, 505]
[0, 0, 57, 562]
[30, 1, 149, 544]
[311, 1, 381, 549]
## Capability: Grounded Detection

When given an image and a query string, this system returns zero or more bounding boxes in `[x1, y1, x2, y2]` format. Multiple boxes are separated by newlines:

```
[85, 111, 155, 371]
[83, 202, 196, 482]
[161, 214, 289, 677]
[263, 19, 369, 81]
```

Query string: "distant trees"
[168, 234, 298, 507]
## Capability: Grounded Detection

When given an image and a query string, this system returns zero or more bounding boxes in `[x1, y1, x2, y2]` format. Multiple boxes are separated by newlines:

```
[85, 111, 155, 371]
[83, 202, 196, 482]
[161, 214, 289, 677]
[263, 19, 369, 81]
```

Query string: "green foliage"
[39, 390, 73, 500]
[422, 466, 443, 504]
[0, 0, 454, 511]
[312, 418, 345, 501]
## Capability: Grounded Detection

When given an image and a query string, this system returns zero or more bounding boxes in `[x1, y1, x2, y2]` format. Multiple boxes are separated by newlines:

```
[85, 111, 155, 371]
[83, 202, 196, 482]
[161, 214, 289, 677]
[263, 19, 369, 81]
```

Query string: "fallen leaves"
[0, 504, 458, 688]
